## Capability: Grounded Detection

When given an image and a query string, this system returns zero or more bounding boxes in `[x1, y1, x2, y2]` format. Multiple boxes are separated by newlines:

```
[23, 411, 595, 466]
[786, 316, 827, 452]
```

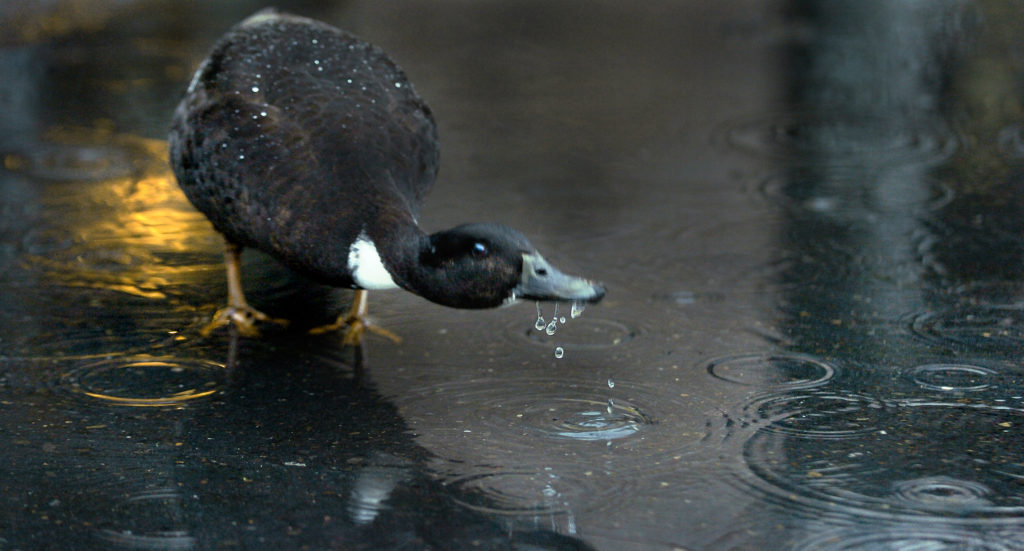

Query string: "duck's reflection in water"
[175, 332, 596, 550]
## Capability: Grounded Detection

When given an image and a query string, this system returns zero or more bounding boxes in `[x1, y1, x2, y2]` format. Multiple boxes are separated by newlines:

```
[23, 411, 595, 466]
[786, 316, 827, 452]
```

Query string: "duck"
[168, 9, 605, 345]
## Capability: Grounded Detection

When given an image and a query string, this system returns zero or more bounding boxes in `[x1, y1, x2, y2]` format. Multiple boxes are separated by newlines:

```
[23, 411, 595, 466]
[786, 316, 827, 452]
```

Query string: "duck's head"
[413, 223, 606, 309]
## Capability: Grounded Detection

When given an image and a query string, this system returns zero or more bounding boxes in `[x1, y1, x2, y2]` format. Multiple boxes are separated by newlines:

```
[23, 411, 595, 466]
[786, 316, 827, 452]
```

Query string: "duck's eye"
[535, 267, 548, 276]
[472, 242, 488, 256]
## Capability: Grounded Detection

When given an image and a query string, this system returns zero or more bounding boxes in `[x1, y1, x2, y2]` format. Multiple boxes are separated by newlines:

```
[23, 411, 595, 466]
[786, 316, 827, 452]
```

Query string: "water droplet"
[559, 316, 566, 324]
[251, 85, 259, 93]
[546, 304, 560, 334]
[607, 378, 615, 389]
[606, 398, 615, 415]
[259, 111, 267, 117]
[311, 38, 318, 44]
[534, 302, 545, 331]
[510, 318, 635, 350]
[394, 82, 402, 88]
[313, 59, 320, 65]
[238, 154, 245, 160]
[571, 301, 585, 319]
[554, 347, 564, 359]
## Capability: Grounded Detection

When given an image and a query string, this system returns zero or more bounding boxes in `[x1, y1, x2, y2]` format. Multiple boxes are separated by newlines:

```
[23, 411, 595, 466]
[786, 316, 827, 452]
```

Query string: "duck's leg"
[309, 289, 401, 346]
[200, 238, 289, 337]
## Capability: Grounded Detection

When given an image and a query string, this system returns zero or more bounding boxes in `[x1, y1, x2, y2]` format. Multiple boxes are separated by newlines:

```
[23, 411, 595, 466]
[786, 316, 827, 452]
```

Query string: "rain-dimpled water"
[3, 2, 1024, 550]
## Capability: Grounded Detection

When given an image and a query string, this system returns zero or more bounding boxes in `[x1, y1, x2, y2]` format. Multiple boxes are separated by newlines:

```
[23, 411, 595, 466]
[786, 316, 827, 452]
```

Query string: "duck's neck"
[368, 214, 433, 295]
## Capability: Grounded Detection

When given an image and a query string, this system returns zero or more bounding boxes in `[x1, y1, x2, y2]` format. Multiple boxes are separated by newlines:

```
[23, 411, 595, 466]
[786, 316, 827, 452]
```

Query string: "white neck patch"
[348, 232, 399, 290]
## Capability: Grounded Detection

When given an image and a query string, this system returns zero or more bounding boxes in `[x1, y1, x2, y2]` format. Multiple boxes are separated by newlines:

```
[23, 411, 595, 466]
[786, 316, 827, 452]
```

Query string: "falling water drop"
[534, 302, 546, 331]
[607, 378, 615, 389]
[554, 347, 564, 359]
[546, 304, 560, 335]
[571, 300, 585, 319]
[607, 398, 615, 415]
[559, 316, 566, 324]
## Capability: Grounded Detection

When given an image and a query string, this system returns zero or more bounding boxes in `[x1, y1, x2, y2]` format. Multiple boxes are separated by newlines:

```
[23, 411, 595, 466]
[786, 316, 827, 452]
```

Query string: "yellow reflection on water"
[81, 387, 218, 407]
[16, 127, 220, 301]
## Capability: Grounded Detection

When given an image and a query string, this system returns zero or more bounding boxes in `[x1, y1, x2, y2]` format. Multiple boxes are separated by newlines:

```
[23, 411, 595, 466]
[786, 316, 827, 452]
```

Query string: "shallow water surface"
[2, 1, 1024, 549]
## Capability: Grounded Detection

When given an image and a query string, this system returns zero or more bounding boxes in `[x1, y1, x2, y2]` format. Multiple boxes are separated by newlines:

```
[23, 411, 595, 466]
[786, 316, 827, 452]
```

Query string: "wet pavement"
[2, 1, 1024, 549]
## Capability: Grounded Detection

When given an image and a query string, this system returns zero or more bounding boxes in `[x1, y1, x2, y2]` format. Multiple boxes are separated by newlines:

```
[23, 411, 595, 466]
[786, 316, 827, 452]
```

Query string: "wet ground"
[2, 1, 1024, 549]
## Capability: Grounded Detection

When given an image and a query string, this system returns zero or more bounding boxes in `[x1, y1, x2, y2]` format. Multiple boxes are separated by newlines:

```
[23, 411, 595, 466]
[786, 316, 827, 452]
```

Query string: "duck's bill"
[515, 253, 606, 303]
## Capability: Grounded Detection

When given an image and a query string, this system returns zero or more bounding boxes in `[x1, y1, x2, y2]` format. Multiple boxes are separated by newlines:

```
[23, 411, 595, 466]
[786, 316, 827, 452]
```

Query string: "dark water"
[2, 1, 1024, 549]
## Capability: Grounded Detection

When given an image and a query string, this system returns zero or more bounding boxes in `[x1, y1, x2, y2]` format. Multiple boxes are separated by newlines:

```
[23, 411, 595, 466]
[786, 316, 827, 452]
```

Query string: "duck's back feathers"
[169, 10, 438, 285]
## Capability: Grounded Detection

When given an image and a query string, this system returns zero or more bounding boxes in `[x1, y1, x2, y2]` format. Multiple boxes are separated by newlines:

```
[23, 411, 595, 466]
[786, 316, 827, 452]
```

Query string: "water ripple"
[58, 356, 225, 407]
[718, 111, 958, 167]
[892, 476, 994, 510]
[757, 169, 954, 220]
[523, 397, 651, 441]
[705, 352, 836, 390]
[735, 399, 1024, 524]
[737, 390, 887, 439]
[909, 363, 997, 393]
[905, 308, 1024, 352]
[95, 487, 196, 550]
[792, 526, 1015, 551]
[393, 374, 719, 477]
[0, 286, 202, 360]
[443, 470, 592, 517]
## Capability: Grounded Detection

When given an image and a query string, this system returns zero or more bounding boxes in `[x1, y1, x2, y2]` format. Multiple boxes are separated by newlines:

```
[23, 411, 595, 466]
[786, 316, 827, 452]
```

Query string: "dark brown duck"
[169, 9, 605, 344]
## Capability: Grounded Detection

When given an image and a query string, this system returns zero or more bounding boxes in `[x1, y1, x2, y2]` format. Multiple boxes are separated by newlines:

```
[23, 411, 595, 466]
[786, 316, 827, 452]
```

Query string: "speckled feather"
[169, 10, 438, 286]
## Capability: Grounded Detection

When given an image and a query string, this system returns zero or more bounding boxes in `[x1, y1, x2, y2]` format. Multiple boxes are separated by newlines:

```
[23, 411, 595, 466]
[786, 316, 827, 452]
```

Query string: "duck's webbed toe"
[200, 304, 290, 338]
[308, 290, 401, 346]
